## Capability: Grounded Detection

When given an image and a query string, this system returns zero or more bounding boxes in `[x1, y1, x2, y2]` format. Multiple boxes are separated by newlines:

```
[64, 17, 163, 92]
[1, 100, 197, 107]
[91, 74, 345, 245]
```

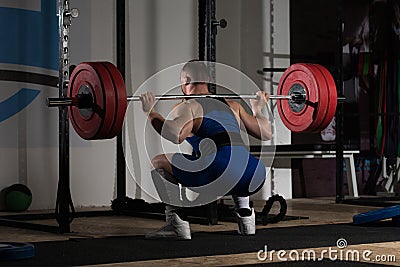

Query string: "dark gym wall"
[290, 0, 367, 147]
[290, 0, 340, 197]
[290, 0, 341, 145]
[290, 0, 337, 67]
[289, 0, 375, 198]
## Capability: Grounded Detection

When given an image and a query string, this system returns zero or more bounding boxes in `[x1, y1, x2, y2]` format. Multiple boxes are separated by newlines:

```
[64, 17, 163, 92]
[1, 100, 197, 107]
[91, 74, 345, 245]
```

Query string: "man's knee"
[152, 168, 179, 185]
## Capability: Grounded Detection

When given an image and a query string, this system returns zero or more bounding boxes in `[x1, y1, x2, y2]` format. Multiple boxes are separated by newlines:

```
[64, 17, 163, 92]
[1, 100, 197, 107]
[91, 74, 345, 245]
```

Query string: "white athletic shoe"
[236, 208, 256, 235]
[145, 212, 191, 240]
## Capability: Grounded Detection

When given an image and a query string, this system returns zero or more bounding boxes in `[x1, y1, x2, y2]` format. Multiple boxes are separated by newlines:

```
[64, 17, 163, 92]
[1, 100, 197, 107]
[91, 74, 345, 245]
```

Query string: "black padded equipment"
[261, 194, 287, 225]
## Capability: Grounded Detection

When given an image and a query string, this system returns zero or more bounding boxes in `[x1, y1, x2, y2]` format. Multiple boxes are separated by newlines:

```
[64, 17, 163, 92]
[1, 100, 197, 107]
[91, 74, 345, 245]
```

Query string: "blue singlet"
[171, 97, 266, 197]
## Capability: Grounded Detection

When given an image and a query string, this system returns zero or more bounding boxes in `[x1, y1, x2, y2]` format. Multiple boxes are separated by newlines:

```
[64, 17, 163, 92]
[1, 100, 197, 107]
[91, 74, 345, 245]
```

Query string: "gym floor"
[0, 198, 399, 266]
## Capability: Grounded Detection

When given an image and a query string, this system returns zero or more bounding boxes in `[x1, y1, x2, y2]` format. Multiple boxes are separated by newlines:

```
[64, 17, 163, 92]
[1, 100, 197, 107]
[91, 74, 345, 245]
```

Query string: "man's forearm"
[147, 110, 164, 136]
[252, 108, 272, 140]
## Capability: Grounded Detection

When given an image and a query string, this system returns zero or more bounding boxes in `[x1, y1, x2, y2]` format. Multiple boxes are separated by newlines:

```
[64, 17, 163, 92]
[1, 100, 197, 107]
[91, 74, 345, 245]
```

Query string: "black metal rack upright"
[198, 0, 206, 61]
[54, 0, 126, 233]
[205, 0, 217, 94]
[54, 0, 127, 233]
[198, 0, 224, 224]
[115, 0, 126, 205]
[55, 0, 75, 233]
[199, 0, 226, 92]
[335, 0, 345, 203]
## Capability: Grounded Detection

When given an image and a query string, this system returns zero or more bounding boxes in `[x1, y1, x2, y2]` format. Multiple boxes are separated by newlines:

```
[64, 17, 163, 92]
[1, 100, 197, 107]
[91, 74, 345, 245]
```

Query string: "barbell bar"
[48, 93, 345, 108]
[47, 92, 306, 108]
[46, 61, 343, 140]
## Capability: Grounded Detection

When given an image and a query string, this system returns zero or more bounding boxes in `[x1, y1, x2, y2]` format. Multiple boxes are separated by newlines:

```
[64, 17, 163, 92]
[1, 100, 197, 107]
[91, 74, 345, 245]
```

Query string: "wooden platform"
[0, 198, 399, 266]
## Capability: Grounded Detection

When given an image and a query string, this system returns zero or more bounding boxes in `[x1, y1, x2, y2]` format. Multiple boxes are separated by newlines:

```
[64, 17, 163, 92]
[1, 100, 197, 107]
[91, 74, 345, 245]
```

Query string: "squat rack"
[54, 0, 226, 233]
[0, 0, 348, 233]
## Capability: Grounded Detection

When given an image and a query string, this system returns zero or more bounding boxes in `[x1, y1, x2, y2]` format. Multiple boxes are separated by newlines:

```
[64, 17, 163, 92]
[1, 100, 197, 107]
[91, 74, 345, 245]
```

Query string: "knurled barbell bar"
[47, 62, 343, 140]
[48, 93, 305, 107]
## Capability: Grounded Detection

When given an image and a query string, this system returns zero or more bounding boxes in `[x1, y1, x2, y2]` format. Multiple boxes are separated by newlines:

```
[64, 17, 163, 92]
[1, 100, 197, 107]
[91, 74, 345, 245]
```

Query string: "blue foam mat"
[353, 205, 400, 225]
[0, 242, 35, 261]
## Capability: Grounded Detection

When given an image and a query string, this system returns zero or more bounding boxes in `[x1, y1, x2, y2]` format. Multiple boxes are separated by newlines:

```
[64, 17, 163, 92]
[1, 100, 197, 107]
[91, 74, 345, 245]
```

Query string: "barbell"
[47, 62, 341, 140]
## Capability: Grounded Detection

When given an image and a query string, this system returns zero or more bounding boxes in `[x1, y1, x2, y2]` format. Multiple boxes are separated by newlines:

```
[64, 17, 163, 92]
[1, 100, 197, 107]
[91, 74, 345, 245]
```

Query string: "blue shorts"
[171, 146, 266, 197]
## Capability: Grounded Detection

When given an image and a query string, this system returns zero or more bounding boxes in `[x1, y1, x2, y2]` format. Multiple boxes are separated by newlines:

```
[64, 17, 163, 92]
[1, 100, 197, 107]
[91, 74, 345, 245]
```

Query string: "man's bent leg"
[151, 168, 182, 204]
[146, 169, 191, 240]
[232, 195, 256, 235]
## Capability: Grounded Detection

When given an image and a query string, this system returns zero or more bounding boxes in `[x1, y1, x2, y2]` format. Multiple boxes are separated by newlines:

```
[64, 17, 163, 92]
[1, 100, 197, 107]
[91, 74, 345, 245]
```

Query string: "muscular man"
[140, 61, 271, 240]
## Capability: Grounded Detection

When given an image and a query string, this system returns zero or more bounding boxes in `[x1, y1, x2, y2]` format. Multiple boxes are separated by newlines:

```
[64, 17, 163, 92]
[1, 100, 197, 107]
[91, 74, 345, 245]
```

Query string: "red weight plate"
[102, 62, 127, 139]
[68, 63, 104, 140]
[313, 64, 337, 131]
[303, 64, 330, 132]
[85, 62, 117, 140]
[277, 64, 320, 132]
